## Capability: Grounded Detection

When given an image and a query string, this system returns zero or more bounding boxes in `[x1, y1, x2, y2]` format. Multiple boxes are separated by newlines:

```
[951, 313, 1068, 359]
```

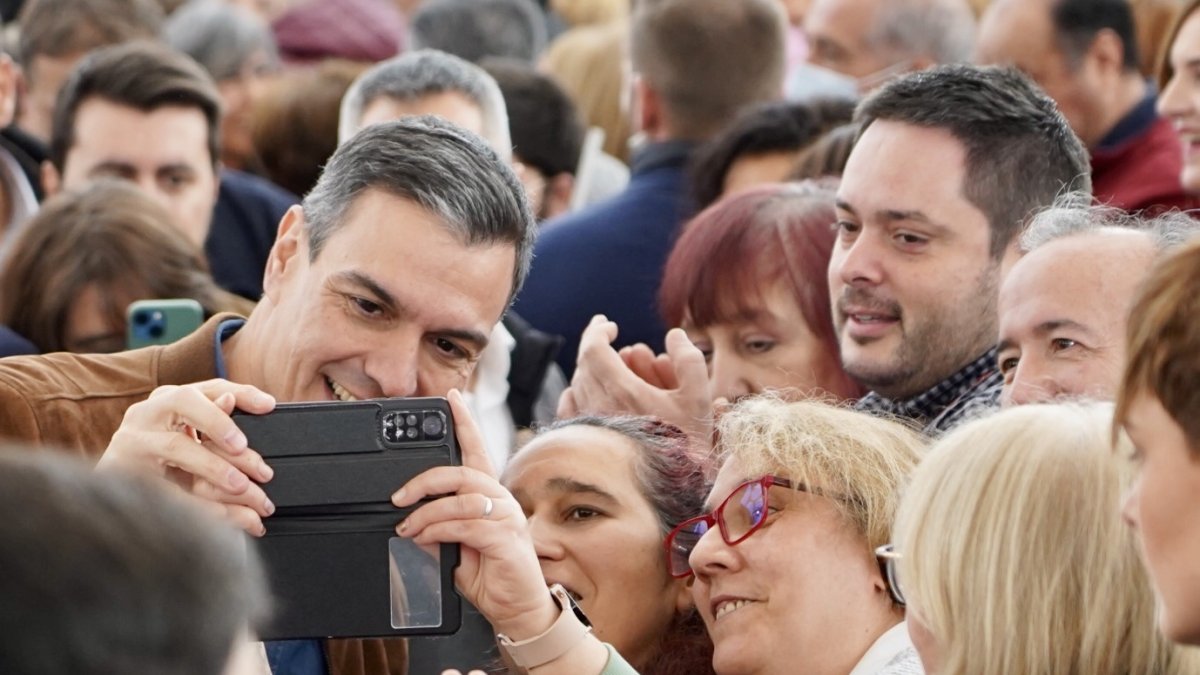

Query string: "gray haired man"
[0, 117, 536, 675]
[997, 194, 1200, 406]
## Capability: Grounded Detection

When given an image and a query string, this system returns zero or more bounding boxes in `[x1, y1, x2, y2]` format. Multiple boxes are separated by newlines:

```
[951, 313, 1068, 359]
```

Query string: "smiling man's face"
[828, 120, 999, 399]
[242, 188, 516, 402]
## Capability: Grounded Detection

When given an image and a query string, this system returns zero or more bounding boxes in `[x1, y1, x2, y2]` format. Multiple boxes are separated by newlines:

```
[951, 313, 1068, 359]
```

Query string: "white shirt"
[464, 321, 517, 471]
[849, 622, 924, 675]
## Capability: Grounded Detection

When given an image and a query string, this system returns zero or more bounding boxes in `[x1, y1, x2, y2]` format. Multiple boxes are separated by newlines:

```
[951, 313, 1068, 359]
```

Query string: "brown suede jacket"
[0, 314, 407, 675]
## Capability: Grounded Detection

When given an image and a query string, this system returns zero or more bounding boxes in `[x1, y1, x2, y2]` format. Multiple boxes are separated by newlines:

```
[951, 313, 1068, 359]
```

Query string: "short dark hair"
[49, 41, 222, 171]
[631, 0, 786, 140]
[17, 0, 163, 75]
[689, 98, 855, 208]
[303, 116, 537, 302]
[0, 449, 268, 675]
[856, 65, 1091, 258]
[1051, 0, 1140, 72]
[481, 58, 584, 178]
[408, 0, 547, 63]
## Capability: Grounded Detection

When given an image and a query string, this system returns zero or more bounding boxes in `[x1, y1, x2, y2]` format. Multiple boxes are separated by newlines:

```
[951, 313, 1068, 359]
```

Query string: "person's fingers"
[622, 343, 668, 387]
[556, 386, 579, 419]
[447, 389, 496, 478]
[652, 352, 680, 389]
[155, 430, 258, 494]
[220, 503, 267, 537]
[397, 492, 515, 539]
[665, 328, 711, 398]
[134, 384, 252, 457]
[391, 464, 505, 508]
[193, 474, 276, 518]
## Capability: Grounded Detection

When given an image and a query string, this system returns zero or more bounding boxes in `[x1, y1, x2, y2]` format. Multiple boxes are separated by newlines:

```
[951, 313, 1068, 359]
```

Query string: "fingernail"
[255, 392, 275, 407]
[392, 488, 407, 505]
[264, 498, 276, 516]
[397, 519, 408, 534]
[228, 469, 249, 491]
[224, 430, 248, 452]
[259, 462, 274, 482]
[258, 524, 267, 537]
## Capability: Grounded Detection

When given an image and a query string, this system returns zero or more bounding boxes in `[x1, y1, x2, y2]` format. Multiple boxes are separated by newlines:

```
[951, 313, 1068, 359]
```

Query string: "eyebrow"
[334, 270, 491, 350]
[835, 200, 950, 235]
[545, 477, 619, 503]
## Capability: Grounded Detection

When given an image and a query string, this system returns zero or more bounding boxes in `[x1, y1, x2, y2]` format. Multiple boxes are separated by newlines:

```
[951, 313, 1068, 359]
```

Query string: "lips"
[837, 290, 901, 341]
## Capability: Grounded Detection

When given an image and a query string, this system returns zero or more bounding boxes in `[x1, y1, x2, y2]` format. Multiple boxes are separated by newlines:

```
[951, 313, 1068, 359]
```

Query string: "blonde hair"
[715, 396, 924, 552]
[894, 403, 1200, 675]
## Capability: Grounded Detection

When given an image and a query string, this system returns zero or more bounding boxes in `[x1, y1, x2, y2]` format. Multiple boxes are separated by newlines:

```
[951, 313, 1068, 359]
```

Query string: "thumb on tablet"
[447, 389, 497, 479]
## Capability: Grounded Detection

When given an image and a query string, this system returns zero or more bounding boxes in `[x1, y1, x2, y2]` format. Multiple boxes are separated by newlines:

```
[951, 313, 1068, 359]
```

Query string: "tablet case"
[234, 398, 462, 640]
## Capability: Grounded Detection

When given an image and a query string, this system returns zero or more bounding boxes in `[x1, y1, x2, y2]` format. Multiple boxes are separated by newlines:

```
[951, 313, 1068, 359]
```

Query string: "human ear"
[672, 575, 694, 615]
[261, 205, 306, 303]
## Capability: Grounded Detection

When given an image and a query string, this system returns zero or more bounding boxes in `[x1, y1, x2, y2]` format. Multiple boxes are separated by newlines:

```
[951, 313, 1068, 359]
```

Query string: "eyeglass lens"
[668, 478, 772, 576]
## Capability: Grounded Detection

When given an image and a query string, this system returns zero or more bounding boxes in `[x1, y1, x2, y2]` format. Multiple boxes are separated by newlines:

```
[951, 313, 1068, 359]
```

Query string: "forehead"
[359, 91, 485, 137]
[68, 98, 213, 168]
[504, 425, 642, 492]
[999, 233, 1154, 331]
[838, 120, 974, 218]
[806, 0, 881, 44]
[1171, 11, 1200, 64]
[977, 0, 1056, 64]
[313, 189, 516, 326]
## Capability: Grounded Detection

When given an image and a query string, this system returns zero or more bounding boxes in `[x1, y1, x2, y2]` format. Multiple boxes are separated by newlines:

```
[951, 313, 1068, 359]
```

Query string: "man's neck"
[1092, 74, 1148, 148]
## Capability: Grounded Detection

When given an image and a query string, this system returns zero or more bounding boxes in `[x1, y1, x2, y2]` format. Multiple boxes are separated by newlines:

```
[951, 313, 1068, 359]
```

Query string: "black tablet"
[234, 398, 462, 640]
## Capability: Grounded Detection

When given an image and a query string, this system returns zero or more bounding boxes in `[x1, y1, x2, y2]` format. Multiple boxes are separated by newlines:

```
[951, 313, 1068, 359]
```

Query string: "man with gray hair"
[997, 194, 1200, 406]
[804, 0, 976, 90]
[0, 117, 536, 675]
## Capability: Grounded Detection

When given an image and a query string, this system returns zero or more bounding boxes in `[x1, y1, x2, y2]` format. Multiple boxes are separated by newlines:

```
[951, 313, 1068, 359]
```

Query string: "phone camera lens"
[422, 413, 445, 440]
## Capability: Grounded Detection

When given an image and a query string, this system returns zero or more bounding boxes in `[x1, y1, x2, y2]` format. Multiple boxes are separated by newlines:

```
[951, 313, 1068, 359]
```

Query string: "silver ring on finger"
[481, 496, 494, 519]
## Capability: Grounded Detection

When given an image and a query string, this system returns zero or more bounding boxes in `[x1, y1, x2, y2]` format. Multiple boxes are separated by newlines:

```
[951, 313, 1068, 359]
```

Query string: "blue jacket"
[513, 141, 694, 377]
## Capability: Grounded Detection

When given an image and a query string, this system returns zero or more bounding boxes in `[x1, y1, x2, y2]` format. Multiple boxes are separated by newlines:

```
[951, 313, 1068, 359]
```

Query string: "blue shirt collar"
[1098, 89, 1159, 151]
[212, 318, 246, 380]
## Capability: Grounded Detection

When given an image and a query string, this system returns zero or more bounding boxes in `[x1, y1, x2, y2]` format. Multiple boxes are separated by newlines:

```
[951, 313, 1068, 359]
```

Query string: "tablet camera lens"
[422, 413, 445, 440]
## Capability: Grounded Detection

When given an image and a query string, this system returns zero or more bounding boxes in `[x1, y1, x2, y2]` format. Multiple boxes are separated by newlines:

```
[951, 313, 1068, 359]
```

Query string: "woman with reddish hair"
[561, 181, 860, 446]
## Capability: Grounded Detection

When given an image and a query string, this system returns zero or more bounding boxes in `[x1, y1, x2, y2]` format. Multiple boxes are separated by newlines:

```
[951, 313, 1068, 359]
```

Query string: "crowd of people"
[3, 0, 1200, 674]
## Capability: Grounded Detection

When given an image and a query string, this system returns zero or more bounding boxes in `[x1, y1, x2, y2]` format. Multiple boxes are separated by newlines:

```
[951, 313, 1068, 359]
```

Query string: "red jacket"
[1091, 110, 1200, 214]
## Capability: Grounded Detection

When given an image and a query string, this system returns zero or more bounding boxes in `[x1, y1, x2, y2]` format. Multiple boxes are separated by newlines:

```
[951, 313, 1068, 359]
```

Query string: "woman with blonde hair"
[678, 397, 926, 674]
[887, 403, 1200, 675]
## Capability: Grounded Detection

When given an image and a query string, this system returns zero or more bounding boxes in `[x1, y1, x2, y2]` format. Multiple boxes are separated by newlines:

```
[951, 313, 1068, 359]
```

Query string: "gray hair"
[867, 0, 976, 67]
[408, 0, 547, 64]
[304, 116, 535, 302]
[1021, 192, 1200, 254]
[337, 49, 511, 159]
[163, 0, 279, 82]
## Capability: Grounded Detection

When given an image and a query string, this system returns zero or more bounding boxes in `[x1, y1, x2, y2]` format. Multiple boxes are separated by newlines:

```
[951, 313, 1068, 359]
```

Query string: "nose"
[1158, 71, 1190, 119]
[688, 523, 742, 579]
[830, 230, 885, 289]
[528, 515, 565, 562]
[709, 350, 752, 402]
[1120, 474, 1142, 531]
[365, 336, 421, 398]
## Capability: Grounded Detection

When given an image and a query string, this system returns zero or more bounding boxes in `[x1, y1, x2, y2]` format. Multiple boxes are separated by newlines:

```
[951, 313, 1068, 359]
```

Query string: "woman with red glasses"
[674, 396, 924, 675]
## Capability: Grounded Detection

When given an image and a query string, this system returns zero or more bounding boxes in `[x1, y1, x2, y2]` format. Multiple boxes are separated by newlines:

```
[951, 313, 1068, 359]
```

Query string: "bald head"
[805, 0, 975, 83]
[998, 228, 1155, 406]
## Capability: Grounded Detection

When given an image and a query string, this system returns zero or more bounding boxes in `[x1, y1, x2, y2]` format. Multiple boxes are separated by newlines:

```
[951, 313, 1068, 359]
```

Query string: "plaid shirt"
[855, 348, 1002, 436]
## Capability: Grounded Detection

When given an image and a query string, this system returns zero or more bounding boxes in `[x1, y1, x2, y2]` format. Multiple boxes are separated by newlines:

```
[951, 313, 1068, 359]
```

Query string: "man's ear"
[543, 172, 575, 220]
[41, 160, 61, 197]
[634, 75, 663, 138]
[262, 205, 306, 302]
[1087, 27, 1127, 78]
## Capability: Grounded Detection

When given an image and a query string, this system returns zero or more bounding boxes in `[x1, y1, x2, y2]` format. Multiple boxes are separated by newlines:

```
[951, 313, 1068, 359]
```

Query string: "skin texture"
[502, 426, 690, 668]
[689, 457, 899, 675]
[906, 610, 941, 674]
[358, 92, 486, 139]
[974, 0, 1143, 148]
[804, 0, 892, 78]
[683, 281, 844, 402]
[829, 120, 998, 400]
[1121, 393, 1200, 644]
[997, 230, 1155, 406]
[224, 189, 515, 403]
[46, 99, 220, 247]
[1158, 11, 1200, 193]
